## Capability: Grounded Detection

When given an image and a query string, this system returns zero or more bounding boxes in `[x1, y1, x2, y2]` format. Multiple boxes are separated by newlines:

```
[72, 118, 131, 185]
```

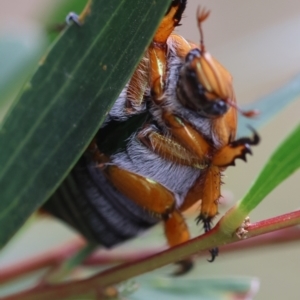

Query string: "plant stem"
[2, 224, 298, 285]
[0, 238, 85, 285]
[2, 209, 300, 300]
[83, 225, 300, 266]
[42, 242, 97, 284]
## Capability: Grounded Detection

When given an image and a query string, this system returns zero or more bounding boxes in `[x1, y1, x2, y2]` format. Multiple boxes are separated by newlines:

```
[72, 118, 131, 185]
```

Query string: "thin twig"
[2, 225, 298, 285]
[0, 238, 85, 285]
[83, 225, 300, 266]
[2, 210, 300, 300]
[42, 242, 97, 285]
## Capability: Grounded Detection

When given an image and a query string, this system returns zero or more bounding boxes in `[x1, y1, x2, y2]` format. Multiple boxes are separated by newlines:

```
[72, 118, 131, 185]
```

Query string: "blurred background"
[0, 0, 300, 299]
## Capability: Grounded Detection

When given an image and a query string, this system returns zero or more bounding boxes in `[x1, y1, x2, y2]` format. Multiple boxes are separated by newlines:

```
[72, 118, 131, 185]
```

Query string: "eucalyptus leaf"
[0, 0, 172, 248]
[239, 123, 300, 212]
[49, 0, 87, 24]
[47, 0, 88, 42]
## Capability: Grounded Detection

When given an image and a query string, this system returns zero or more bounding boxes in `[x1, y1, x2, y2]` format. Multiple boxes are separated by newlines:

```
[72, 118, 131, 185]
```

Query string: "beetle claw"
[196, 217, 219, 262]
[226, 128, 259, 165]
[166, 0, 187, 26]
[172, 258, 194, 276]
[207, 247, 219, 262]
[202, 218, 212, 232]
[246, 144, 253, 155]
[231, 127, 260, 148]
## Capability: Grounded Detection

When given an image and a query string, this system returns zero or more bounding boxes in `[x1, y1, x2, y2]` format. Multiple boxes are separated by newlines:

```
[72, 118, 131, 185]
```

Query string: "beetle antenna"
[197, 6, 210, 53]
[225, 98, 259, 118]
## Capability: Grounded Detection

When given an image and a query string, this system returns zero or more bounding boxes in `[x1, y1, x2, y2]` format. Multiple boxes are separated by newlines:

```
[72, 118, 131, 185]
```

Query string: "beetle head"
[176, 7, 258, 119]
[176, 7, 234, 118]
[177, 48, 235, 118]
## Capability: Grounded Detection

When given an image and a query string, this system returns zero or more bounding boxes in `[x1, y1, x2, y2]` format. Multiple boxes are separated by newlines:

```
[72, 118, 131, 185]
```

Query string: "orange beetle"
[45, 0, 259, 269]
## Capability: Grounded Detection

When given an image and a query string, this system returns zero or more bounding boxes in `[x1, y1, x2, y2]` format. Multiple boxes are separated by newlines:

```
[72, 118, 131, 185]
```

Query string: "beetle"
[44, 0, 259, 270]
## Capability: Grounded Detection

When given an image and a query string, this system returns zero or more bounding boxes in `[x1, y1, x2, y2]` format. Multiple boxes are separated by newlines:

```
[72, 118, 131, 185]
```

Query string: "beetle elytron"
[44, 0, 259, 268]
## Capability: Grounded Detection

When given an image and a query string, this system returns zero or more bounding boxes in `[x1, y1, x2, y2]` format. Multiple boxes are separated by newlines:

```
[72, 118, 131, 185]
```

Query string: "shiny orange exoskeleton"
[45, 0, 259, 268]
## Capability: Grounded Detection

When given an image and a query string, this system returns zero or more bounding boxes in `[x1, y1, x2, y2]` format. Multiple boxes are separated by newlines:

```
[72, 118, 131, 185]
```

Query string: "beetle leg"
[164, 209, 194, 275]
[212, 128, 260, 167]
[181, 166, 221, 230]
[173, 258, 194, 276]
[149, 0, 187, 102]
[197, 165, 220, 263]
[180, 174, 204, 212]
[155, 0, 187, 44]
[103, 165, 175, 218]
[208, 246, 219, 262]
[164, 209, 190, 246]
[181, 165, 220, 262]
[163, 112, 212, 160]
[138, 127, 207, 169]
[125, 56, 149, 113]
[197, 165, 220, 222]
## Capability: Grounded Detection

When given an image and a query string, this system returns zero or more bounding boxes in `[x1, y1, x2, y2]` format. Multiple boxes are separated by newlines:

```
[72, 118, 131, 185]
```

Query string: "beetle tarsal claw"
[172, 258, 194, 276]
[245, 144, 253, 155]
[236, 216, 251, 239]
[196, 217, 219, 262]
[213, 128, 260, 167]
[207, 247, 219, 262]
[203, 218, 212, 232]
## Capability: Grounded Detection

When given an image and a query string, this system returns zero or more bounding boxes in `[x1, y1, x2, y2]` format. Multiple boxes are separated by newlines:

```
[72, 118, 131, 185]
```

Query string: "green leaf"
[0, 0, 172, 248]
[46, 0, 88, 42]
[49, 0, 87, 24]
[239, 123, 300, 213]
[45, 242, 97, 283]
[222, 122, 300, 234]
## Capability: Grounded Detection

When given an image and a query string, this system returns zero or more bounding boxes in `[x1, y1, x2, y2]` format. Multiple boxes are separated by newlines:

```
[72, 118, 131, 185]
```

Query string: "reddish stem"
[83, 226, 300, 266]
[0, 238, 85, 285]
[2, 210, 300, 300]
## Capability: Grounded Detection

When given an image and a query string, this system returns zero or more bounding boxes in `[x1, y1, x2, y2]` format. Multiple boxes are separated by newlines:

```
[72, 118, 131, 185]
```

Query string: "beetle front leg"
[125, 56, 149, 113]
[212, 128, 260, 167]
[197, 165, 220, 224]
[138, 126, 207, 169]
[149, 0, 187, 102]
[164, 209, 190, 246]
[182, 165, 221, 262]
[199, 163, 220, 263]
[162, 112, 211, 160]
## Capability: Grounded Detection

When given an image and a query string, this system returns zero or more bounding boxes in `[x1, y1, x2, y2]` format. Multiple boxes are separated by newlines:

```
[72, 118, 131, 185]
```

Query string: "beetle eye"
[202, 99, 228, 117]
[177, 48, 233, 118]
[177, 53, 229, 118]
